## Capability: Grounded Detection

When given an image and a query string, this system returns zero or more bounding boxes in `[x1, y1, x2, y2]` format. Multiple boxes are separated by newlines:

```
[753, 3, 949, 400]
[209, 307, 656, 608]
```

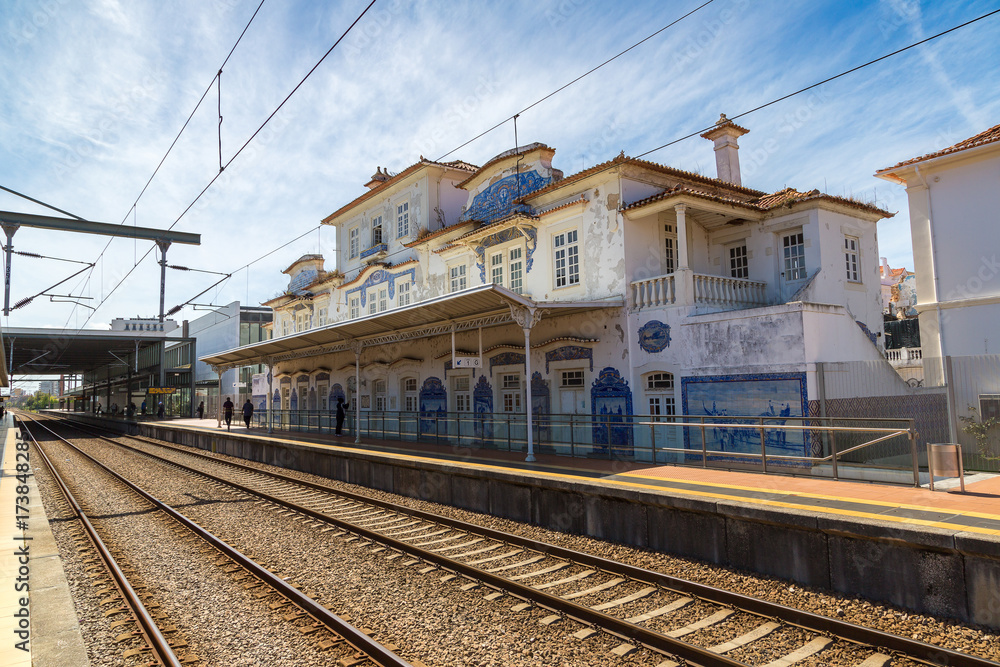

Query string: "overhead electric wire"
[55, 0, 269, 328]
[65, 0, 379, 332]
[434, 0, 715, 162]
[0, 184, 85, 220]
[634, 6, 1000, 160]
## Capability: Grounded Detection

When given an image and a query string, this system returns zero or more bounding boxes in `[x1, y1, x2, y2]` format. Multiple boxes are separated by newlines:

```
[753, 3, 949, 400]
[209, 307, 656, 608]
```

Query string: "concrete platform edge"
[142, 423, 1000, 629]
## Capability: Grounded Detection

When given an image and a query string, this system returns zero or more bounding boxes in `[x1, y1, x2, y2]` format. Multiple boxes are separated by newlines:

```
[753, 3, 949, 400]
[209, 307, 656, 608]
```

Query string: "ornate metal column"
[349, 339, 364, 444]
[509, 304, 546, 462]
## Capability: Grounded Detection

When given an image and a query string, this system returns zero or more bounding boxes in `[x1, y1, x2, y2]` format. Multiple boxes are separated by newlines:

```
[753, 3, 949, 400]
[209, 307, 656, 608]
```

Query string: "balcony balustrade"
[631, 272, 767, 311]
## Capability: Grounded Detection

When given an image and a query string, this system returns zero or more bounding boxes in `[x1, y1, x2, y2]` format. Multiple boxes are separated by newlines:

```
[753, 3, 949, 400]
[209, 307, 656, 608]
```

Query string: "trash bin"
[927, 443, 965, 492]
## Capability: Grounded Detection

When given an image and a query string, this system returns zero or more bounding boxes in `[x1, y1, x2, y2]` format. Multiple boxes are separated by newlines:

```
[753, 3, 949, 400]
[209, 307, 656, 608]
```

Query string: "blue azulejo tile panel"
[637, 320, 671, 352]
[681, 372, 808, 458]
[591, 367, 634, 457]
[360, 243, 387, 260]
[419, 377, 447, 435]
[459, 170, 551, 224]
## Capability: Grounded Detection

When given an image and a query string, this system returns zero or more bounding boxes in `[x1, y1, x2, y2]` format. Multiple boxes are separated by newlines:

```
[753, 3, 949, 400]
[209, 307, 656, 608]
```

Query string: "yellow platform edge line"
[157, 425, 1000, 532]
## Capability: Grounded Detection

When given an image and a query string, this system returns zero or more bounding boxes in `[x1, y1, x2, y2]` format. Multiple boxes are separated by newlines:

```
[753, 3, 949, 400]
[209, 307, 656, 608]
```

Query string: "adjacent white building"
[207, 115, 892, 461]
[876, 122, 1000, 436]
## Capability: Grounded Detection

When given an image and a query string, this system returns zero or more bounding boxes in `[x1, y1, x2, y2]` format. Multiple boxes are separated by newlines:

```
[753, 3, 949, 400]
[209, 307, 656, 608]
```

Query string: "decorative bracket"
[508, 303, 546, 330]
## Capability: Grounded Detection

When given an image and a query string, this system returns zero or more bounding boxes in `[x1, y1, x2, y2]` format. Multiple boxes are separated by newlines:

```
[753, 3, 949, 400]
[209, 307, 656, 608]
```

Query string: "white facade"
[876, 123, 1000, 386]
[236, 118, 893, 460]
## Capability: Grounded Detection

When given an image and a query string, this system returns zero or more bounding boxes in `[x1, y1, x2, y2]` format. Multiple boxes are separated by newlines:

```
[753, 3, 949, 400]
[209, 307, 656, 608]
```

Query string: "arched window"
[644, 372, 675, 420]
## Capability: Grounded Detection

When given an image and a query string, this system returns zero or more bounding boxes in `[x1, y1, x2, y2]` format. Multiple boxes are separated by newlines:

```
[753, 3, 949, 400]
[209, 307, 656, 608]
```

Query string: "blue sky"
[1, 0, 998, 337]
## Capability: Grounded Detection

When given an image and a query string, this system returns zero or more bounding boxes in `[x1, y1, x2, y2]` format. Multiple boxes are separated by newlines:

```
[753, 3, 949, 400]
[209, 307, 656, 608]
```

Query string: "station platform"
[136, 414, 1000, 536]
[1, 414, 90, 667]
[41, 412, 1000, 629]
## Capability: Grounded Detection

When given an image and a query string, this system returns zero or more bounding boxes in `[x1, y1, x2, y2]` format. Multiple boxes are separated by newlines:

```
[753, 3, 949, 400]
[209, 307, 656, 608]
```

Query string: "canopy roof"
[201, 284, 622, 369]
[1, 328, 186, 376]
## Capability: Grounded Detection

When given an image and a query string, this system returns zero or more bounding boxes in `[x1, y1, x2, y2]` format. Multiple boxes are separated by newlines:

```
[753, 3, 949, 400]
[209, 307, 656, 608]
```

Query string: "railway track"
[19, 413, 414, 667]
[43, 412, 1000, 667]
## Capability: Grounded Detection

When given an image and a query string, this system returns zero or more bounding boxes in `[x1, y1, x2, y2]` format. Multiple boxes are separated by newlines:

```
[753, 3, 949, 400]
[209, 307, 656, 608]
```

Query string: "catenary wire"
[434, 0, 715, 162]
[63, 0, 379, 333]
[57, 0, 269, 327]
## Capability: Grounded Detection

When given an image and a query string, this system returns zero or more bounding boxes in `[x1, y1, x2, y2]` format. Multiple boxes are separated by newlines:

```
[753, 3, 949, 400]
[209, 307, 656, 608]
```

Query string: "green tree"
[25, 392, 55, 411]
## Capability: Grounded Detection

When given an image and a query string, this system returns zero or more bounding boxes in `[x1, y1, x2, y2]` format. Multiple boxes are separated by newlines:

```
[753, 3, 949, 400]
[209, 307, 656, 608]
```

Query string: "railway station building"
[204, 115, 896, 461]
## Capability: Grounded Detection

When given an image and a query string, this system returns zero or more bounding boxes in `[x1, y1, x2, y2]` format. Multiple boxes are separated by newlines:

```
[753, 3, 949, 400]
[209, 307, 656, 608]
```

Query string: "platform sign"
[453, 356, 481, 368]
[148, 387, 177, 395]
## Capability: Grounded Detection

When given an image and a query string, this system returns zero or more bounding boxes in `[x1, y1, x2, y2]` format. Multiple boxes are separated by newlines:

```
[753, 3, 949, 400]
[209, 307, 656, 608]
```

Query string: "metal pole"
[216, 368, 223, 429]
[2, 223, 17, 316]
[523, 324, 535, 462]
[759, 418, 768, 474]
[156, 240, 171, 322]
[354, 346, 361, 444]
[910, 429, 920, 487]
[831, 425, 839, 480]
[700, 418, 708, 467]
[188, 338, 196, 418]
[267, 361, 274, 434]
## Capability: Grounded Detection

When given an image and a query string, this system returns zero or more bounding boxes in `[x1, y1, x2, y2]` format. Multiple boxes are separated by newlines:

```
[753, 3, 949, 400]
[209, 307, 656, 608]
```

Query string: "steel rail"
[17, 416, 183, 667]
[57, 416, 1000, 667]
[26, 415, 414, 667]
[52, 419, 743, 667]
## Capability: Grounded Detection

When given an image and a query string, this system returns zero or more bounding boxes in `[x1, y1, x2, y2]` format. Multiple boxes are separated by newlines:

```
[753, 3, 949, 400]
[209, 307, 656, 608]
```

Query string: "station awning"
[201, 284, 622, 369]
[1, 328, 188, 376]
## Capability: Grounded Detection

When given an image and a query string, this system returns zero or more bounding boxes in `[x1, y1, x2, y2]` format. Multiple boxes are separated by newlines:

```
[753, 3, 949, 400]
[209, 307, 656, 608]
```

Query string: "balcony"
[360, 243, 387, 261]
[884, 346, 922, 365]
[631, 272, 767, 311]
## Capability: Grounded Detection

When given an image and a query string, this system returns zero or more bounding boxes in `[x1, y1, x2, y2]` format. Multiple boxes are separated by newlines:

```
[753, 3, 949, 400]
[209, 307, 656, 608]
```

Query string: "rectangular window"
[281, 319, 290, 337]
[491, 252, 504, 286]
[397, 281, 410, 307]
[349, 227, 359, 258]
[560, 370, 585, 387]
[454, 376, 471, 412]
[372, 215, 383, 245]
[782, 231, 806, 281]
[450, 264, 467, 292]
[554, 230, 580, 287]
[396, 201, 409, 238]
[509, 246, 523, 294]
[368, 290, 377, 315]
[317, 307, 328, 326]
[844, 236, 860, 282]
[378, 288, 387, 312]
[664, 223, 675, 273]
[729, 243, 749, 279]
[350, 297, 360, 320]
[501, 374, 522, 413]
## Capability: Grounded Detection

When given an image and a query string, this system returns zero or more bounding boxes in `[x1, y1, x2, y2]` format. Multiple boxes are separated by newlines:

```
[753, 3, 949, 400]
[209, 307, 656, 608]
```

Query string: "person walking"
[197, 401, 205, 419]
[223, 396, 235, 431]
[242, 398, 254, 429]
[335, 397, 349, 436]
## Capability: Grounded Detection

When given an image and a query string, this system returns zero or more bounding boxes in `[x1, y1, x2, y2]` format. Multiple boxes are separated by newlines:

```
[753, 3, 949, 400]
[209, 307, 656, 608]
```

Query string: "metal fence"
[252, 409, 921, 484]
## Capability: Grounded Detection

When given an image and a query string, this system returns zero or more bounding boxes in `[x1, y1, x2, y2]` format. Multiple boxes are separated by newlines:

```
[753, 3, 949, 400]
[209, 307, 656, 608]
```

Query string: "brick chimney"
[700, 114, 750, 187]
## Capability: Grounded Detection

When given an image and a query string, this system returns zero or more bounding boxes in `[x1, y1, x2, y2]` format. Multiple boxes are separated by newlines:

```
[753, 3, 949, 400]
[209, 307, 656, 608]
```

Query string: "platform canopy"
[201, 283, 623, 369]
[1, 327, 185, 376]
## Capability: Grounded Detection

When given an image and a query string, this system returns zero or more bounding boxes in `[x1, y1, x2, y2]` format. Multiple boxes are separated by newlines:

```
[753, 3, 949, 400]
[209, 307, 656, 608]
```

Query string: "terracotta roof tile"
[521, 154, 767, 203]
[624, 185, 892, 219]
[321, 158, 478, 225]
[403, 221, 476, 248]
[877, 122, 1000, 173]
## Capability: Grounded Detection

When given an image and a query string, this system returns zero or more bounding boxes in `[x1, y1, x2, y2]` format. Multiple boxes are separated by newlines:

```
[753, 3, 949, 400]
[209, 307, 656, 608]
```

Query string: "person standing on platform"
[157, 401, 165, 419]
[223, 396, 235, 431]
[141, 400, 146, 415]
[335, 397, 349, 436]
[242, 398, 254, 429]
[197, 401, 205, 419]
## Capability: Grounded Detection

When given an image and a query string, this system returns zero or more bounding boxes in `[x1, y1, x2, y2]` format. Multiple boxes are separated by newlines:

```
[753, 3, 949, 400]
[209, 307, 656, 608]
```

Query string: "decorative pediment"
[459, 170, 551, 224]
